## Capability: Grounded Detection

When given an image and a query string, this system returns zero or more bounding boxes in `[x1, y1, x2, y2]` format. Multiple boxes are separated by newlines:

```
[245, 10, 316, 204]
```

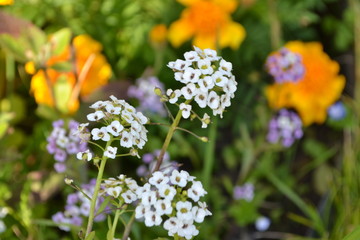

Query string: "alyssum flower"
[134, 169, 212, 239]
[165, 46, 237, 126]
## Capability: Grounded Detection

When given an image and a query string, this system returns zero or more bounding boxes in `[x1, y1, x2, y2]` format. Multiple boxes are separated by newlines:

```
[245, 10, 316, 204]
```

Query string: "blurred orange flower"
[28, 35, 111, 114]
[0, 0, 13, 5]
[265, 41, 345, 126]
[168, 0, 246, 50]
[149, 24, 168, 45]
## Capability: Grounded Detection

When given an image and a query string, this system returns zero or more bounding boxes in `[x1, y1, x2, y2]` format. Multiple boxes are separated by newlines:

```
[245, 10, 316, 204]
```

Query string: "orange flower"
[28, 34, 111, 114]
[265, 41, 345, 126]
[149, 24, 168, 45]
[168, 0, 245, 50]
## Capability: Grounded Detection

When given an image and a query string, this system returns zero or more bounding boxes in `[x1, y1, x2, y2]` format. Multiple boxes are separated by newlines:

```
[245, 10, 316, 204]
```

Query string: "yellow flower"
[28, 34, 111, 114]
[168, 0, 246, 50]
[149, 24, 168, 45]
[0, 0, 13, 5]
[265, 41, 345, 126]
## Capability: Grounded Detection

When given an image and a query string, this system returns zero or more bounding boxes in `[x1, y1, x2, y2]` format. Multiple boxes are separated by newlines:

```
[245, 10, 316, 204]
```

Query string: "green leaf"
[50, 61, 73, 72]
[0, 34, 27, 62]
[53, 75, 72, 114]
[343, 226, 360, 240]
[50, 28, 72, 56]
[24, 26, 47, 57]
[84, 231, 95, 240]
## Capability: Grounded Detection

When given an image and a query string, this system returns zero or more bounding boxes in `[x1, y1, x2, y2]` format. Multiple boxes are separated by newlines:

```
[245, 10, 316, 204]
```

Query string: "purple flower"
[47, 119, 89, 173]
[52, 179, 107, 231]
[54, 163, 67, 173]
[328, 101, 346, 121]
[127, 76, 167, 116]
[233, 183, 254, 201]
[267, 109, 303, 147]
[265, 47, 305, 83]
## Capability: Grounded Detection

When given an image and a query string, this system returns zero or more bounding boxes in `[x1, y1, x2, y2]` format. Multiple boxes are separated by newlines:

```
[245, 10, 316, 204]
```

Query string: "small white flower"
[90, 101, 106, 109]
[120, 131, 133, 148]
[135, 204, 150, 219]
[125, 178, 139, 191]
[204, 48, 219, 61]
[0, 220, 6, 233]
[184, 51, 200, 62]
[187, 181, 207, 202]
[180, 103, 192, 119]
[91, 127, 110, 141]
[121, 111, 134, 124]
[207, 91, 220, 110]
[194, 91, 208, 108]
[170, 170, 189, 187]
[163, 217, 180, 236]
[182, 68, 201, 84]
[197, 59, 214, 75]
[220, 94, 231, 108]
[212, 71, 228, 87]
[106, 186, 122, 198]
[167, 89, 181, 104]
[76, 149, 93, 161]
[121, 190, 137, 204]
[201, 113, 211, 128]
[87, 110, 105, 121]
[104, 146, 117, 159]
[168, 59, 190, 71]
[219, 59, 233, 75]
[105, 103, 121, 115]
[106, 120, 124, 137]
[198, 76, 214, 92]
[175, 72, 183, 82]
[176, 201, 193, 221]
[149, 171, 169, 188]
[158, 185, 177, 201]
[136, 183, 151, 198]
[181, 83, 197, 100]
[178, 220, 199, 239]
[154, 199, 173, 215]
[135, 112, 148, 125]
[144, 211, 162, 227]
[141, 191, 157, 206]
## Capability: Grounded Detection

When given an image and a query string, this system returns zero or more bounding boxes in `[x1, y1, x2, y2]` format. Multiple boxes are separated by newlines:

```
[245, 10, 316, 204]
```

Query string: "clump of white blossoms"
[165, 46, 237, 125]
[75, 95, 149, 160]
[100, 174, 139, 204]
[135, 169, 212, 239]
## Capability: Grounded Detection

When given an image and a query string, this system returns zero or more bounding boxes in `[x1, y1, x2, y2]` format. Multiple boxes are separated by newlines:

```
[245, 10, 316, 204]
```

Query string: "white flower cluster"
[101, 174, 139, 204]
[75, 96, 149, 160]
[166, 46, 237, 122]
[135, 170, 212, 239]
[0, 207, 8, 234]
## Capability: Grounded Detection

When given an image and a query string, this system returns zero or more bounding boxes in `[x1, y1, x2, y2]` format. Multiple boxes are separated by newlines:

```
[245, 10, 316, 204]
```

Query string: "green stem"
[121, 212, 135, 240]
[85, 140, 112, 237]
[267, 0, 282, 50]
[351, 0, 360, 104]
[153, 106, 184, 172]
[110, 209, 122, 239]
[202, 117, 217, 190]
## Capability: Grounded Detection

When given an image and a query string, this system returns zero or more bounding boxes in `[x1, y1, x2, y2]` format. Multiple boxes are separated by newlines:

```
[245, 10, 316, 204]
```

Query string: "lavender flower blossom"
[265, 47, 305, 83]
[52, 179, 107, 231]
[47, 120, 89, 173]
[328, 101, 346, 121]
[233, 183, 254, 201]
[128, 76, 167, 116]
[267, 109, 303, 147]
[136, 150, 178, 177]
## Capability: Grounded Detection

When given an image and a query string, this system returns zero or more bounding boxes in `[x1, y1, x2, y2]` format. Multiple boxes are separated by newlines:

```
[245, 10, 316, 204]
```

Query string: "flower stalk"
[85, 140, 112, 237]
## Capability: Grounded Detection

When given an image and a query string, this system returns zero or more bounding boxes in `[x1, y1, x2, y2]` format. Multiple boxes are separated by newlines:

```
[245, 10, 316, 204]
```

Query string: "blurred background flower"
[0, 0, 13, 6]
[167, 0, 246, 50]
[27, 34, 112, 114]
[265, 41, 345, 125]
